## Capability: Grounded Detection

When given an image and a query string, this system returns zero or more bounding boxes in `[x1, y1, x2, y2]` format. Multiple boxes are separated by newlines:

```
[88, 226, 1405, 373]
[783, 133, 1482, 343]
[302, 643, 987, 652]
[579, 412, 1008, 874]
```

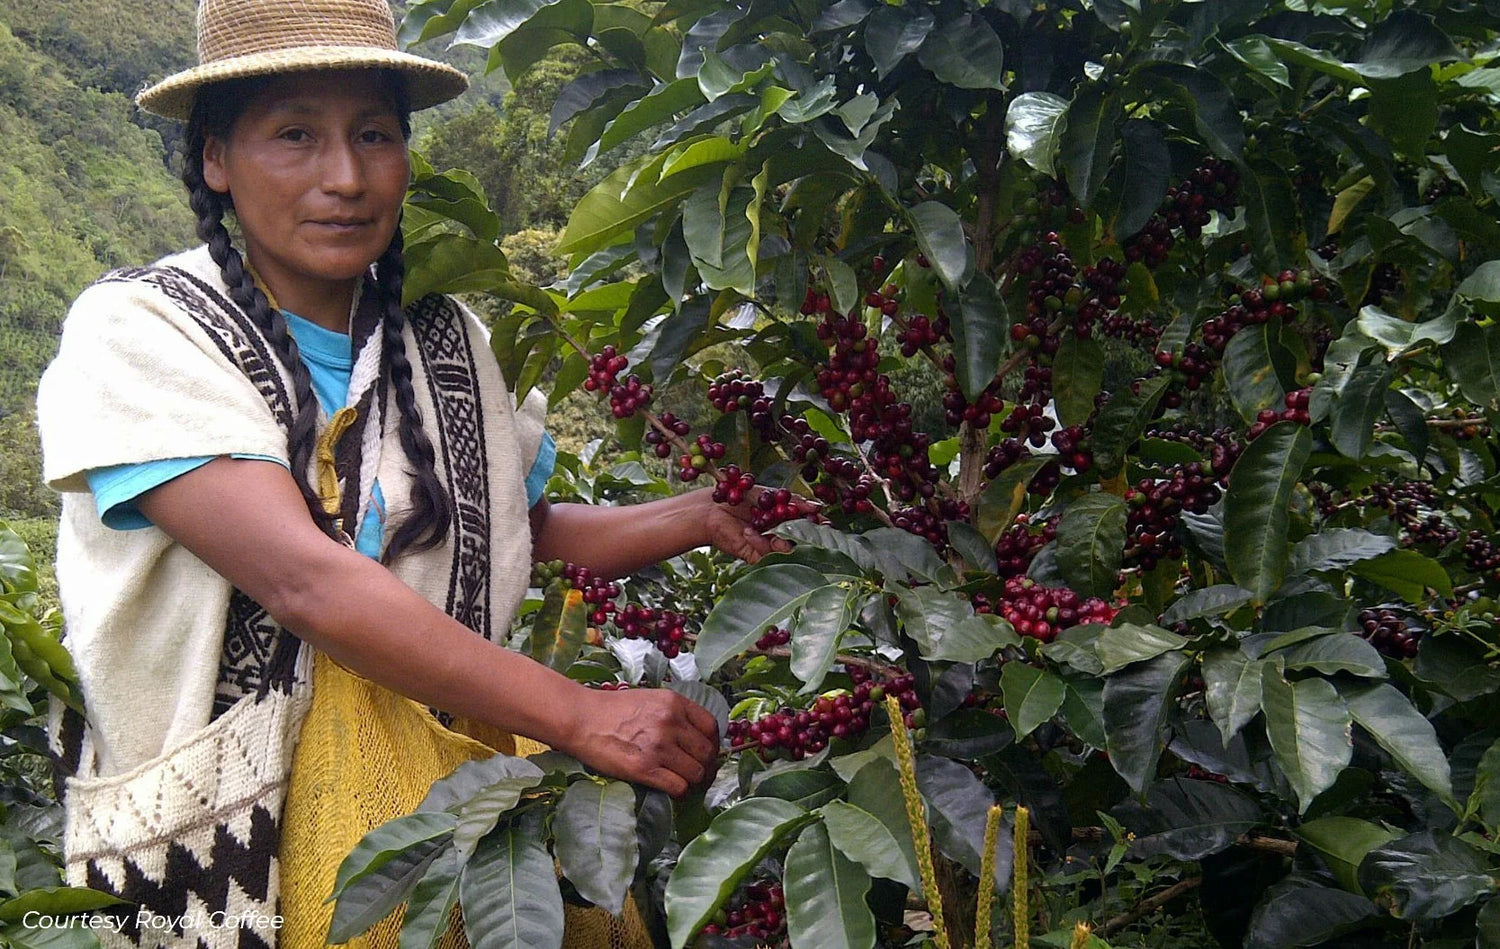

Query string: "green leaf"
[1224, 35, 1291, 88]
[1261, 670, 1352, 813]
[1056, 492, 1127, 600]
[819, 801, 920, 889]
[419, 756, 545, 814]
[949, 521, 999, 575]
[596, 79, 706, 159]
[784, 821, 877, 949]
[1358, 831, 1497, 921]
[553, 780, 638, 916]
[823, 257, 859, 316]
[0, 887, 124, 923]
[1004, 92, 1069, 179]
[915, 756, 1010, 887]
[1296, 817, 1399, 895]
[452, 0, 570, 49]
[461, 822, 565, 949]
[664, 799, 810, 948]
[1150, 65, 1245, 161]
[399, 849, 462, 949]
[1224, 421, 1312, 604]
[1238, 161, 1298, 272]
[1096, 623, 1190, 676]
[1327, 176, 1375, 236]
[1202, 650, 1267, 744]
[864, 6, 934, 79]
[1263, 38, 1362, 85]
[558, 157, 716, 257]
[1243, 882, 1375, 949]
[1349, 549, 1453, 602]
[1340, 682, 1453, 805]
[696, 564, 830, 677]
[696, 47, 775, 102]
[331, 811, 457, 900]
[1104, 651, 1190, 793]
[916, 14, 1005, 91]
[1059, 86, 1122, 208]
[330, 840, 447, 943]
[1161, 585, 1253, 625]
[1352, 10, 1462, 80]
[1223, 323, 1293, 424]
[1091, 375, 1170, 474]
[1052, 335, 1105, 428]
[790, 584, 855, 692]
[908, 201, 971, 291]
[1275, 634, 1386, 679]
[1443, 321, 1500, 408]
[0, 527, 37, 594]
[975, 456, 1053, 542]
[529, 586, 588, 672]
[950, 274, 1006, 401]
[1367, 70, 1438, 160]
[1115, 119, 1170, 240]
[893, 586, 1013, 662]
[1001, 662, 1068, 740]
[1060, 675, 1108, 749]
[1288, 529, 1396, 575]
[1328, 360, 1393, 461]
[1130, 778, 1265, 861]
[549, 69, 647, 137]
[845, 759, 923, 893]
[1459, 261, 1500, 305]
[1470, 738, 1500, 833]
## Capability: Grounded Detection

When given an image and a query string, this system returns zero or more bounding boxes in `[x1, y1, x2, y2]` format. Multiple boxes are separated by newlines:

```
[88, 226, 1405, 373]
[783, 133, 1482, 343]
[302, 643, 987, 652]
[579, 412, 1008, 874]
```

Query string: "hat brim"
[136, 46, 469, 120]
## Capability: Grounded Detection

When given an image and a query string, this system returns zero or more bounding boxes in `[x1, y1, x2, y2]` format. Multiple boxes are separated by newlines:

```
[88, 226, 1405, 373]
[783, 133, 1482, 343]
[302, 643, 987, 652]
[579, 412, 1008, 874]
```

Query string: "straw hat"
[137, 0, 469, 120]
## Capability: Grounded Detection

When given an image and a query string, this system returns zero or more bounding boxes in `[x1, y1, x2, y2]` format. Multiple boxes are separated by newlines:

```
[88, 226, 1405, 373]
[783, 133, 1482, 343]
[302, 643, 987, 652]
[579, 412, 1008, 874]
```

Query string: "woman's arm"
[137, 457, 718, 797]
[528, 489, 798, 579]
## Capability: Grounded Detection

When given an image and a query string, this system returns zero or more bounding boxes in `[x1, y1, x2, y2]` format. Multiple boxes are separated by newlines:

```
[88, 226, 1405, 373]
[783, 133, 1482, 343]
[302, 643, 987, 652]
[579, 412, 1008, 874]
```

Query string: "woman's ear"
[202, 136, 230, 194]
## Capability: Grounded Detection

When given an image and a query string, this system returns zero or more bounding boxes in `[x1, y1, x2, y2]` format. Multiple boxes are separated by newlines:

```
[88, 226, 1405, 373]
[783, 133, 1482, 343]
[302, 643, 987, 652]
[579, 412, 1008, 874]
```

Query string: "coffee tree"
[331, 0, 1500, 946]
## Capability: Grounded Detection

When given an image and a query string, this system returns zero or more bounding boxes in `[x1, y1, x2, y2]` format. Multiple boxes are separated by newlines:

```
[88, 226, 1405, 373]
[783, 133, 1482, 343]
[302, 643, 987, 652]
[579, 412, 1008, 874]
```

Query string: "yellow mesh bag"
[279, 650, 654, 948]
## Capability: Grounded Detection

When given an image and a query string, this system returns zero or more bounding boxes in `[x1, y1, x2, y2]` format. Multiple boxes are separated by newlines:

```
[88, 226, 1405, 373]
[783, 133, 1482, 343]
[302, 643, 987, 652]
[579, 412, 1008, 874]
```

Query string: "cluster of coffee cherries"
[977, 578, 1119, 642]
[1246, 388, 1312, 441]
[747, 487, 809, 532]
[993, 520, 1056, 578]
[942, 364, 1007, 429]
[1201, 270, 1324, 355]
[1442, 407, 1491, 440]
[529, 560, 621, 626]
[782, 413, 832, 481]
[1357, 607, 1422, 659]
[676, 434, 726, 482]
[1124, 463, 1223, 569]
[606, 374, 651, 419]
[896, 312, 948, 357]
[711, 464, 757, 506]
[810, 304, 941, 509]
[584, 345, 629, 392]
[1184, 764, 1230, 784]
[1082, 258, 1156, 342]
[614, 603, 690, 658]
[1050, 424, 1093, 472]
[1464, 531, 1500, 586]
[1122, 160, 1241, 265]
[810, 456, 878, 516]
[725, 672, 920, 760]
[643, 411, 691, 459]
[707, 369, 775, 439]
[753, 626, 791, 650]
[1145, 427, 1244, 489]
[700, 880, 785, 942]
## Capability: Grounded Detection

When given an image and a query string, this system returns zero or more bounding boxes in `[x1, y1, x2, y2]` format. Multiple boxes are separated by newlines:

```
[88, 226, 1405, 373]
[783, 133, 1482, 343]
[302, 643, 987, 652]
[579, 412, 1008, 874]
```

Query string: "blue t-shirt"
[86, 311, 555, 560]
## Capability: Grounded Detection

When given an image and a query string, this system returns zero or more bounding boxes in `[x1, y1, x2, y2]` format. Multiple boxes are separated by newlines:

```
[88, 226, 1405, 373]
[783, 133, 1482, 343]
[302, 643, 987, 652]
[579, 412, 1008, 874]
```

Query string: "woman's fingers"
[575, 688, 721, 798]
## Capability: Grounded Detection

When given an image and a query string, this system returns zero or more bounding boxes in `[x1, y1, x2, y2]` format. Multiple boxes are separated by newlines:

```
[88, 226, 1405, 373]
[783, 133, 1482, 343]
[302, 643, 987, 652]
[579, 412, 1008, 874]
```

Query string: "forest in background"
[0, 0, 619, 583]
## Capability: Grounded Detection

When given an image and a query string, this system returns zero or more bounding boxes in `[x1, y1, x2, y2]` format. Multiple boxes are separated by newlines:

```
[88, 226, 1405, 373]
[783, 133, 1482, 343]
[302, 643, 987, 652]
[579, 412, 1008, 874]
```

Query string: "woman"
[36, 0, 792, 944]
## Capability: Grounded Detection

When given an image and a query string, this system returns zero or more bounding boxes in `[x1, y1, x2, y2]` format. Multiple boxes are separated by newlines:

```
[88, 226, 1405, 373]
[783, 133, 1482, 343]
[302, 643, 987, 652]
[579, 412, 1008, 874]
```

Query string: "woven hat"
[136, 0, 469, 120]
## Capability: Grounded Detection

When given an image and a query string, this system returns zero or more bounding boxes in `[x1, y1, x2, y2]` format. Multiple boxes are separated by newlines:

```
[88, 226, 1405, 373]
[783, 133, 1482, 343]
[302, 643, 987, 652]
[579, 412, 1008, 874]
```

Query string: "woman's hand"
[701, 489, 811, 563]
[562, 687, 720, 798]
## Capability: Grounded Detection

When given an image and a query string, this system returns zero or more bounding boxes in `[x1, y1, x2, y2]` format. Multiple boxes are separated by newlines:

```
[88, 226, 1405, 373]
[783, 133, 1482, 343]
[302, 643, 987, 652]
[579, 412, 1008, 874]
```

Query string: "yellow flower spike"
[974, 804, 1003, 949]
[1013, 805, 1031, 949]
[1070, 921, 1094, 949]
[884, 693, 949, 949]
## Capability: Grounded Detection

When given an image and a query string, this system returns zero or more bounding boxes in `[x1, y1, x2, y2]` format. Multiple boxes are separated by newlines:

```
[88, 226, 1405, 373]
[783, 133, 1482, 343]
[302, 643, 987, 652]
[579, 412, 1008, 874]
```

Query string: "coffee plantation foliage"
[348, 0, 1500, 947]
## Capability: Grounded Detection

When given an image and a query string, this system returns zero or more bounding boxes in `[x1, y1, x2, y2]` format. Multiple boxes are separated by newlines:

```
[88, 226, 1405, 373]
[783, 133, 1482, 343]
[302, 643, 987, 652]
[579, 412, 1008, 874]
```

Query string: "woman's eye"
[360, 128, 395, 143]
[280, 128, 309, 142]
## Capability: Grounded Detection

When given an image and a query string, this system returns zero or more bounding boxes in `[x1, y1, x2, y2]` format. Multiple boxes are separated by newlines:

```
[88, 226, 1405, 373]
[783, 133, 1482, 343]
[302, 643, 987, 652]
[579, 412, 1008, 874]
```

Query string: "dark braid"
[376, 224, 453, 562]
[182, 87, 336, 538]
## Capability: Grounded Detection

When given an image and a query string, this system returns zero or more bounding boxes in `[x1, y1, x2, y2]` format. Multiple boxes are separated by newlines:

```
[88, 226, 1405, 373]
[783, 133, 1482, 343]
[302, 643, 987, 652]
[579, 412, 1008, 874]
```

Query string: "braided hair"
[181, 71, 451, 560]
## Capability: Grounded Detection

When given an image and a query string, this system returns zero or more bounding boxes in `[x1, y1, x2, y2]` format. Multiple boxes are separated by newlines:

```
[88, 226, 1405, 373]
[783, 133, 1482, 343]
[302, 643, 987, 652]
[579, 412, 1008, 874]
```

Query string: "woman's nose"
[321, 140, 364, 195]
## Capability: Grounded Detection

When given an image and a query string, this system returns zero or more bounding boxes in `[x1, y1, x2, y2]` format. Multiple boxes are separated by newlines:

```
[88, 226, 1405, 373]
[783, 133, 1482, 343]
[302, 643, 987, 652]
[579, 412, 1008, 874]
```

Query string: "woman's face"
[202, 70, 409, 320]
